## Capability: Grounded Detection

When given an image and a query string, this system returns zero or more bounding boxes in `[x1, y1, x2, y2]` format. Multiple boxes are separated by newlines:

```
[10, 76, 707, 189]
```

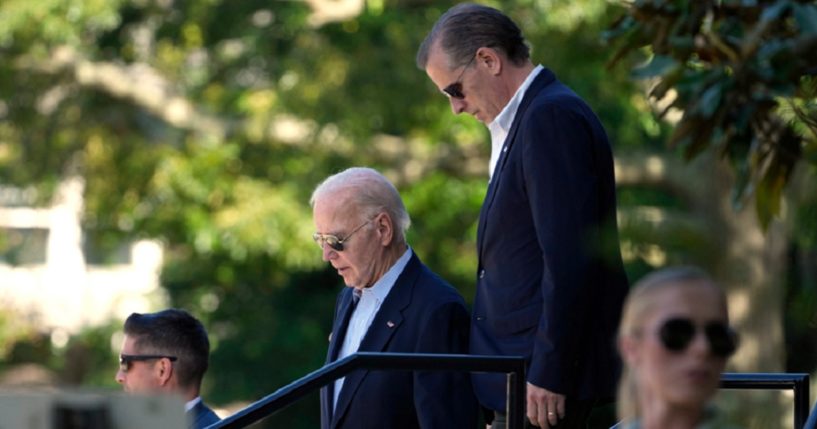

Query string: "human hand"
[526, 382, 565, 428]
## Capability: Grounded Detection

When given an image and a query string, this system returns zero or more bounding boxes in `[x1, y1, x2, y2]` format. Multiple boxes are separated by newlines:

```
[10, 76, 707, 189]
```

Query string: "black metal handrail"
[206, 352, 526, 429]
[720, 372, 810, 429]
[805, 399, 817, 429]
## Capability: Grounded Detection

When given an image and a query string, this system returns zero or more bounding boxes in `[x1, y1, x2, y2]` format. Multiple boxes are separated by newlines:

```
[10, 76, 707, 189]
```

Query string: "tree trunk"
[616, 151, 786, 372]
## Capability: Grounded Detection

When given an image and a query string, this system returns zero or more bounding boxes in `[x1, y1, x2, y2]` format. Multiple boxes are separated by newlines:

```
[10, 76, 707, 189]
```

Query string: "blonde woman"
[613, 267, 739, 429]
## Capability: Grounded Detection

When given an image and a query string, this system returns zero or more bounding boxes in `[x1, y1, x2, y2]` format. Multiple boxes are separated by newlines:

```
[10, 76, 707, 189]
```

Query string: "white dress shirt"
[185, 396, 202, 412]
[487, 64, 545, 179]
[333, 247, 413, 410]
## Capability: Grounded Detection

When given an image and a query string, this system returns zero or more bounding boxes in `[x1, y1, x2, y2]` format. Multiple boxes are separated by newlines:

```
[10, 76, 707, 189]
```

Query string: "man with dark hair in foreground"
[116, 308, 220, 429]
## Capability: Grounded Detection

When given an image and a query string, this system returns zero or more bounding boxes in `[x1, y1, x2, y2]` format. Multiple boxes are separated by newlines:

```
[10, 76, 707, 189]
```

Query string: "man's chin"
[476, 114, 492, 124]
[344, 281, 368, 290]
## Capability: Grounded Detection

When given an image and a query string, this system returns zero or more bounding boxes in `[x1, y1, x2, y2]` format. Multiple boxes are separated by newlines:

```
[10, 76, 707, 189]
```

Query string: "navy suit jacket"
[320, 253, 478, 429]
[470, 68, 629, 412]
[190, 400, 220, 429]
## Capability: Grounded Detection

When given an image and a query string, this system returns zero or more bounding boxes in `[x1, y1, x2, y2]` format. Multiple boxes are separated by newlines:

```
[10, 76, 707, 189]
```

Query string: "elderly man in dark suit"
[312, 167, 477, 429]
[418, 4, 629, 429]
[116, 308, 220, 429]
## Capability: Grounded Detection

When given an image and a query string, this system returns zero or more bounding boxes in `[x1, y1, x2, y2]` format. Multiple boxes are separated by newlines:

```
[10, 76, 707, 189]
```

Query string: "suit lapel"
[189, 401, 211, 428]
[322, 289, 357, 427]
[476, 68, 556, 256]
[188, 402, 201, 428]
[330, 254, 420, 429]
[327, 290, 358, 362]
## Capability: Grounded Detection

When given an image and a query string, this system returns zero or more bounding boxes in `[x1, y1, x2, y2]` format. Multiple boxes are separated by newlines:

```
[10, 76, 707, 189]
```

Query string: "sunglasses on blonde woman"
[658, 318, 738, 358]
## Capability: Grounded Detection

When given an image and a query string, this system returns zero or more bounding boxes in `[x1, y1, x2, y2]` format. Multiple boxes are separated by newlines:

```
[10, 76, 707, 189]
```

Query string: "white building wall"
[0, 178, 166, 335]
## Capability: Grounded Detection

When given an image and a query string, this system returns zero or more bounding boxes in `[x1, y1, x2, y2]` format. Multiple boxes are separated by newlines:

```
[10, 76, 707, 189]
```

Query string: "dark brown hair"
[417, 3, 530, 70]
[124, 308, 210, 390]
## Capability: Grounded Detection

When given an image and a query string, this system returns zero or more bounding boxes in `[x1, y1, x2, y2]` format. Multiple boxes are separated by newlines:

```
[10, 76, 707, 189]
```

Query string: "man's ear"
[476, 47, 502, 76]
[375, 212, 394, 246]
[156, 357, 174, 386]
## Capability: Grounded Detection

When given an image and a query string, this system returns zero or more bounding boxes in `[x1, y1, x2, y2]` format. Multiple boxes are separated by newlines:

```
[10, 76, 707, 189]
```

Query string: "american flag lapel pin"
[386, 321, 395, 328]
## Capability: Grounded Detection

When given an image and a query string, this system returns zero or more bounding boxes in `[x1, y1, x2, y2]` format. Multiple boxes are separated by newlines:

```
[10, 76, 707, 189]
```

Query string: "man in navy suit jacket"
[418, 4, 629, 428]
[312, 167, 477, 429]
[116, 309, 221, 429]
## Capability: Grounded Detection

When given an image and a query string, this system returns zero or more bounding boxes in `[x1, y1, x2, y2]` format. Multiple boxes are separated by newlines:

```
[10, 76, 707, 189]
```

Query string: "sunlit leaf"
[631, 55, 679, 79]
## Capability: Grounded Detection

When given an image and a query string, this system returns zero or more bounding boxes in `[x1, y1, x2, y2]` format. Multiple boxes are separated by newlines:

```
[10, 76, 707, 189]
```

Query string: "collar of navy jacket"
[476, 67, 556, 255]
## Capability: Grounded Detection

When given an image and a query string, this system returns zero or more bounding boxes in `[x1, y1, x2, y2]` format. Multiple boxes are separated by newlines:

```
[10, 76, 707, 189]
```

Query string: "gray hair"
[416, 3, 530, 70]
[310, 167, 411, 242]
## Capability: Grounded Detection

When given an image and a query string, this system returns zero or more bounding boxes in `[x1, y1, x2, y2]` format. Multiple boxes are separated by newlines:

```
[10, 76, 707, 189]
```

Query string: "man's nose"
[321, 242, 336, 261]
[115, 369, 125, 385]
[449, 97, 466, 115]
[688, 331, 710, 357]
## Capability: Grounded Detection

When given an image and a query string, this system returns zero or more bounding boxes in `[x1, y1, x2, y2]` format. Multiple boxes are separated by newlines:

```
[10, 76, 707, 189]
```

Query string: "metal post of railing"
[721, 373, 810, 429]
[805, 400, 817, 429]
[796, 377, 811, 429]
[506, 371, 526, 429]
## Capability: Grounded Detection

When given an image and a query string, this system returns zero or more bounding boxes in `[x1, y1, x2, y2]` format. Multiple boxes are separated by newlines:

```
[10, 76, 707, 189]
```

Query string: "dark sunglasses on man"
[442, 54, 477, 100]
[658, 318, 739, 358]
[119, 354, 178, 373]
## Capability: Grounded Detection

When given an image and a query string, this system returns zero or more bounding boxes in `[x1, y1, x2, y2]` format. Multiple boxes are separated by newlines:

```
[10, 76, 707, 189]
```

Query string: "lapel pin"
[386, 321, 395, 328]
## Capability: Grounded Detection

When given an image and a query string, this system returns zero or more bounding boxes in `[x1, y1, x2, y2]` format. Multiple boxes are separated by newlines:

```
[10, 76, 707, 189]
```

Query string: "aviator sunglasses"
[313, 218, 373, 252]
[442, 54, 477, 100]
[119, 354, 177, 373]
[658, 318, 738, 358]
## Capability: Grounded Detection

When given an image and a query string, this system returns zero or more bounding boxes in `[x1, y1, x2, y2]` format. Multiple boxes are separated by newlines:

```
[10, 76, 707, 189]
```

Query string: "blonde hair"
[616, 266, 728, 422]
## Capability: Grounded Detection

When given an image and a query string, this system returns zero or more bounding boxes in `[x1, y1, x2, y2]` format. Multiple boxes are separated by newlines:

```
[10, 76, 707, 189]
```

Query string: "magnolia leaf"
[601, 14, 636, 41]
[651, 67, 685, 101]
[631, 55, 679, 79]
[760, 0, 791, 23]
[668, 35, 695, 51]
[697, 83, 724, 118]
[755, 164, 785, 230]
[731, 161, 751, 212]
[668, 117, 696, 148]
[805, 140, 817, 165]
[793, 3, 817, 35]
[683, 129, 715, 161]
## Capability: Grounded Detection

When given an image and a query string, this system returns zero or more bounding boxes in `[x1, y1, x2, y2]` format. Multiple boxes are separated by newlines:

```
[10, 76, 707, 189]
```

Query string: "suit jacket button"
[479, 269, 485, 278]
[476, 316, 485, 321]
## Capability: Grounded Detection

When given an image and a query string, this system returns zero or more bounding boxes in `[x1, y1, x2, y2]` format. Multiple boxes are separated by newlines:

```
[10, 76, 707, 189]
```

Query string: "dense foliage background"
[0, 0, 814, 427]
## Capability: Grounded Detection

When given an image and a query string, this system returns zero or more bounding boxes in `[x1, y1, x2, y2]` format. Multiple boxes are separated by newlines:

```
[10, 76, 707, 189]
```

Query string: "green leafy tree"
[605, 0, 817, 228]
[0, 0, 691, 427]
[606, 3, 817, 426]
